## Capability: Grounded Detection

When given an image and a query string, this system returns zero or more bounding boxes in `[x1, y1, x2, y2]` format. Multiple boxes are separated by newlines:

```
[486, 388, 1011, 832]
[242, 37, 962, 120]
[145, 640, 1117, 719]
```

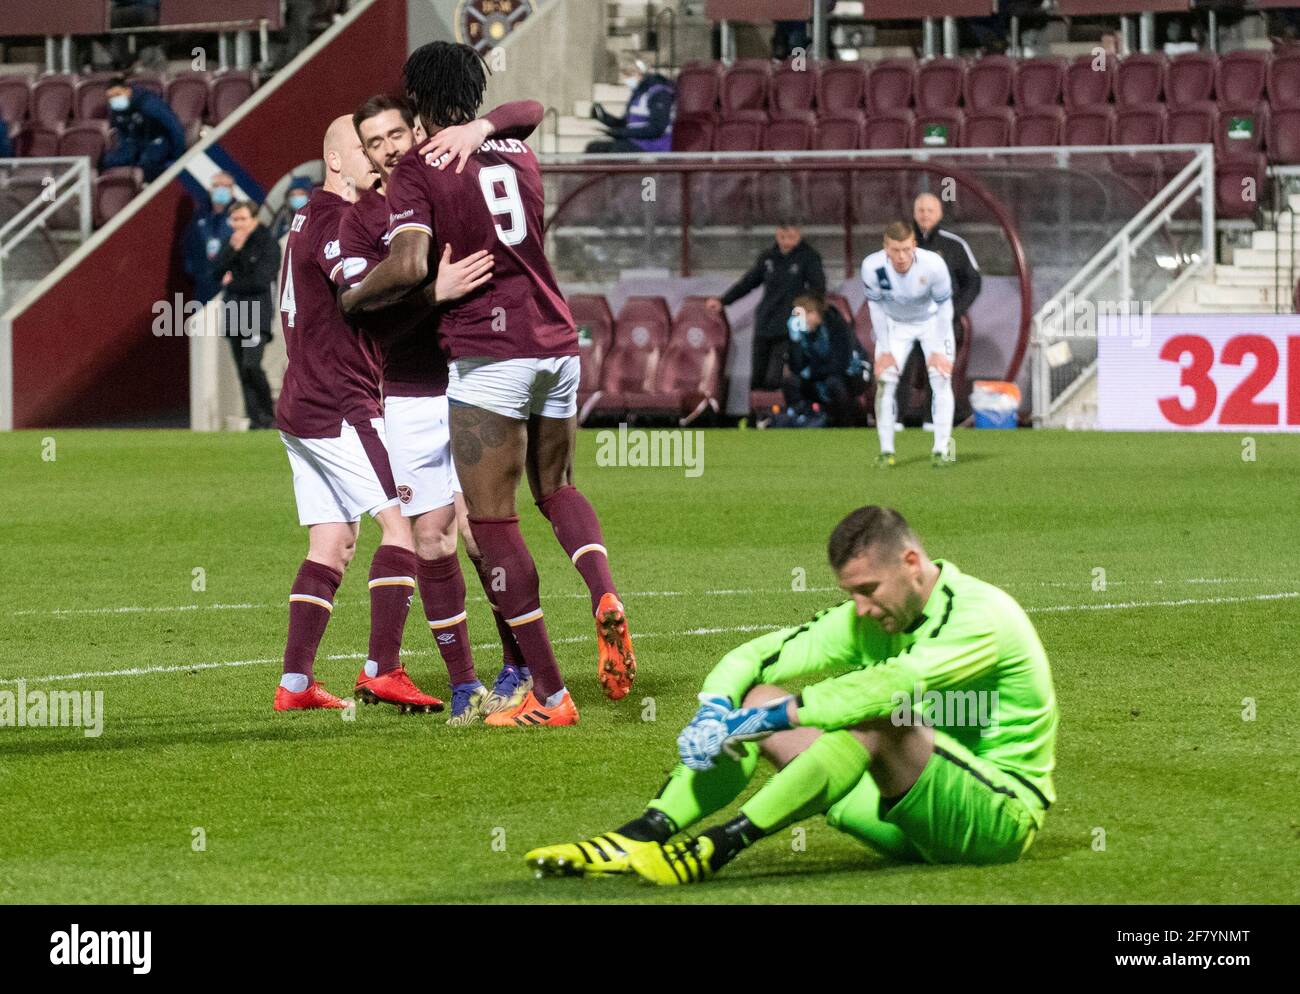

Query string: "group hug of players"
[270, 40, 1058, 884]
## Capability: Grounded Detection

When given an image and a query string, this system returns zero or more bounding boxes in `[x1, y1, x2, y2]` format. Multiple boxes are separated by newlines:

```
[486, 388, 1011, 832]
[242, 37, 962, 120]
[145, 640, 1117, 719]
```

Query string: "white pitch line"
[2, 591, 1293, 687]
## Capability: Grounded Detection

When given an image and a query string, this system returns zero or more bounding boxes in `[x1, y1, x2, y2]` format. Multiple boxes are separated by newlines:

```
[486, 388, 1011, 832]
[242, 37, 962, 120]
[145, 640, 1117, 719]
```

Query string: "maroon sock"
[368, 544, 417, 675]
[468, 552, 523, 669]
[417, 553, 477, 686]
[284, 559, 342, 678]
[469, 515, 564, 700]
[538, 484, 617, 615]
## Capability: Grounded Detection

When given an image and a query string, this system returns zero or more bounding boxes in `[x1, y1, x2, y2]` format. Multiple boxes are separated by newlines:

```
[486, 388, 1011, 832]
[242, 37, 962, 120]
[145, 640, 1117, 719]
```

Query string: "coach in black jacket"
[213, 200, 280, 429]
[708, 224, 826, 390]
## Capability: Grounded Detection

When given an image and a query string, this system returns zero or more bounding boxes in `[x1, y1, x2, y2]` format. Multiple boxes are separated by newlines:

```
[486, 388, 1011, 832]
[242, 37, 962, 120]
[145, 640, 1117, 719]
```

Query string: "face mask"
[211, 187, 233, 206]
[108, 94, 130, 112]
[288, 193, 309, 210]
[622, 76, 638, 91]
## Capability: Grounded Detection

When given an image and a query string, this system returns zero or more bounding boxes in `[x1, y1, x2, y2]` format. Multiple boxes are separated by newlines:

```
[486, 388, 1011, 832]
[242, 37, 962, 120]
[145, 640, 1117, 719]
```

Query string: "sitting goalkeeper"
[526, 506, 1057, 884]
[781, 295, 867, 428]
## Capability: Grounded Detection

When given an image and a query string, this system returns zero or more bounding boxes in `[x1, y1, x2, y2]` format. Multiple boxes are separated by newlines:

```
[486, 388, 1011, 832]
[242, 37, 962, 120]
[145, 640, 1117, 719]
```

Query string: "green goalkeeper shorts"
[826, 729, 1047, 865]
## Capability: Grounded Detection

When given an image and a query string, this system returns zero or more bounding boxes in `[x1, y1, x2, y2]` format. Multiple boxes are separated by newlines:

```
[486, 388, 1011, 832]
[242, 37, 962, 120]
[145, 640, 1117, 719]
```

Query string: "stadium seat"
[1063, 54, 1114, 110]
[1013, 57, 1065, 110]
[710, 117, 763, 224]
[590, 296, 674, 416]
[1217, 103, 1268, 159]
[0, 75, 31, 124]
[126, 74, 165, 100]
[1163, 101, 1217, 172]
[670, 115, 713, 152]
[865, 60, 916, 114]
[1267, 107, 1300, 164]
[1012, 106, 1064, 147]
[1266, 49, 1300, 109]
[675, 62, 722, 120]
[1165, 51, 1217, 107]
[770, 60, 818, 119]
[862, 109, 913, 149]
[15, 121, 60, 157]
[30, 75, 75, 127]
[649, 297, 731, 423]
[962, 107, 1013, 147]
[911, 109, 963, 149]
[1215, 153, 1266, 219]
[58, 120, 109, 162]
[816, 61, 867, 116]
[1114, 52, 1165, 108]
[208, 70, 256, 125]
[720, 60, 771, 116]
[73, 76, 112, 121]
[809, 115, 861, 221]
[93, 166, 143, 227]
[1216, 50, 1269, 108]
[167, 73, 211, 127]
[614, 296, 673, 346]
[763, 115, 814, 150]
[712, 117, 762, 151]
[1112, 104, 1166, 198]
[813, 113, 864, 150]
[915, 58, 965, 111]
[568, 294, 614, 420]
[1062, 106, 1114, 146]
[760, 117, 813, 217]
[964, 55, 1013, 110]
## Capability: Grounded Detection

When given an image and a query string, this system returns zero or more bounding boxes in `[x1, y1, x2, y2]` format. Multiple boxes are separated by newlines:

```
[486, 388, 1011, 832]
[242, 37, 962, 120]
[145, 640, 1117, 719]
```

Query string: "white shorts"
[281, 418, 400, 526]
[384, 394, 461, 518]
[446, 355, 580, 421]
[875, 317, 955, 382]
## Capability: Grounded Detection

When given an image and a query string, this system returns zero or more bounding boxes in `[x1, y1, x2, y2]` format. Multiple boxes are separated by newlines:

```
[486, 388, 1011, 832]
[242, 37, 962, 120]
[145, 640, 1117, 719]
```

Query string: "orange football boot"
[483, 687, 579, 727]
[356, 666, 444, 714]
[596, 592, 636, 700]
[274, 681, 346, 711]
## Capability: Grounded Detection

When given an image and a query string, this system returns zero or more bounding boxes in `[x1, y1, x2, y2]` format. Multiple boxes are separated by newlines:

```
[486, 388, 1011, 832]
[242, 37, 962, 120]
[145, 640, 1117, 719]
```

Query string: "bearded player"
[273, 115, 490, 712]
[341, 94, 544, 725]
[341, 42, 636, 727]
[526, 506, 1056, 883]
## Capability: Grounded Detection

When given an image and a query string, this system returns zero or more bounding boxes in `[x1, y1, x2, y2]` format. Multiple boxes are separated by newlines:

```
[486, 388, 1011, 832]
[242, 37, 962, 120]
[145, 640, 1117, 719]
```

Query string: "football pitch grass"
[1, 427, 1296, 905]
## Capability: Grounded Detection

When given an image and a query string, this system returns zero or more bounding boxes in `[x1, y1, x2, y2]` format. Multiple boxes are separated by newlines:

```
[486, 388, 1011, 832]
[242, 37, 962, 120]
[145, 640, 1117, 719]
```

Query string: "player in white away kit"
[861, 221, 956, 468]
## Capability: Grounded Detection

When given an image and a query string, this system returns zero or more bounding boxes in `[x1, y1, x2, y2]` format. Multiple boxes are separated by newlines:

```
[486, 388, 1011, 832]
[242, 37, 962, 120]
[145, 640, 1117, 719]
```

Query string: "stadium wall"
[0, 0, 409, 430]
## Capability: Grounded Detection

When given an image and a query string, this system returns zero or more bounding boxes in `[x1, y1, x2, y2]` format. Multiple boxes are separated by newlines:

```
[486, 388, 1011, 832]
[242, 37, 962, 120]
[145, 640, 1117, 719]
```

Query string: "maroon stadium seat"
[568, 294, 614, 417]
[859, 111, 912, 225]
[964, 55, 1013, 110]
[813, 113, 864, 150]
[58, 120, 109, 162]
[866, 60, 916, 114]
[962, 107, 1014, 147]
[1062, 105, 1114, 146]
[1216, 50, 1269, 108]
[126, 74, 165, 99]
[0, 75, 31, 124]
[810, 116, 861, 220]
[651, 297, 732, 423]
[915, 58, 965, 111]
[721, 60, 771, 115]
[1215, 153, 1266, 219]
[73, 76, 112, 121]
[1114, 53, 1165, 108]
[209, 70, 256, 125]
[94, 166, 143, 227]
[1163, 101, 1217, 172]
[1217, 103, 1268, 159]
[675, 63, 722, 120]
[712, 117, 762, 151]
[817, 62, 867, 116]
[16, 121, 60, 157]
[30, 75, 75, 127]
[671, 116, 713, 152]
[761, 118, 813, 218]
[1012, 106, 1064, 146]
[1267, 107, 1300, 164]
[711, 118, 763, 223]
[1014, 58, 1064, 110]
[763, 115, 814, 150]
[167, 72, 210, 127]
[862, 109, 913, 149]
[1112, 104, 1166, 198]
[614, 296, 673, 347]
[1165, 51, 1216, 107]
[673, 297, 730, 351]
[911, 108, 963, 149]
[591, 297, 675, 415]
[1063, 55, 1114, 110]
[1266, 49, 1300, 110]
[770, 60, 819, 119]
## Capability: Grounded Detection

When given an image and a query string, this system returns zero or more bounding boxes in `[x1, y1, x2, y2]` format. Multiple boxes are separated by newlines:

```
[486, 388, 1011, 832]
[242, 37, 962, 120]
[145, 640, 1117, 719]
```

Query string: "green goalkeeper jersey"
[700, 560, 1057, 805]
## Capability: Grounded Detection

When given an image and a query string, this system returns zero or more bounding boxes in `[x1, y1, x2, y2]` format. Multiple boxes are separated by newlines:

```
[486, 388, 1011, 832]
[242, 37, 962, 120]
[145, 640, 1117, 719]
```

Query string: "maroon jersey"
[275, 189, 383, 438]
[384, 135, 577, 362]
[337, 187, 448, 397]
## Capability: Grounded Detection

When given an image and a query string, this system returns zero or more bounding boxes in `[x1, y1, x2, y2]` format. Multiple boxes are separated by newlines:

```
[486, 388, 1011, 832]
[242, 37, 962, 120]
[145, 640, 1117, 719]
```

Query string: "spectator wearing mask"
[783, 294, 866, 427]
[100, 76, 186, 183]
[586, 54, 676, 153]
[183, 172, 236, 304]
[271, 175, 313, 239]
[708, 223, 826, 390]
[213, 200, 280, 429]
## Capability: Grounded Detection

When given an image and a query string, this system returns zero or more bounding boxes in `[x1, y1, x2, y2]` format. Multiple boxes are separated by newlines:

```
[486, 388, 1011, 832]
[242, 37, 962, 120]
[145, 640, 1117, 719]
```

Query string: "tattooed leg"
[449, 401, 528, 519]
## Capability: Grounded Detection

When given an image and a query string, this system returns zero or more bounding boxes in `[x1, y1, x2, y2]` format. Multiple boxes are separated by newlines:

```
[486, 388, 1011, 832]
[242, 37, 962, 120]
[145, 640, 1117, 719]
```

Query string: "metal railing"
[1269, 166, 1300, 315]
[0, 157, 93, 296]
[1030, 144, 1215, 427]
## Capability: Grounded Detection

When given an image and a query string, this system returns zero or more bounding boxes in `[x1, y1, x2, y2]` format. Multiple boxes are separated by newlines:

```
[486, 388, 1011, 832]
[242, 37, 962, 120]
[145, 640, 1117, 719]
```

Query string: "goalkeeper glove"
[676, 696, 795, 771]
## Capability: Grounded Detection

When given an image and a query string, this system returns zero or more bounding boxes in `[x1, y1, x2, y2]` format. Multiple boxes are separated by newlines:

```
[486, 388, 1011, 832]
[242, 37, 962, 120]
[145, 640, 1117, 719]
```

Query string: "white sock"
[875, 380, 898, 453]
[280, 672, 309, 693]
[543, 687, 568, 708]
[363, 659, 379, 678]
[929, 369, 954, 455]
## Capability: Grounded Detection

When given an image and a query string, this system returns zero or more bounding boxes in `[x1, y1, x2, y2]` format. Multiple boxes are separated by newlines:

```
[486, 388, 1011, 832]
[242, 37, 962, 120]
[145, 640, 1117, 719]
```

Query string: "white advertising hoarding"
[1097, 314, 1300, 432]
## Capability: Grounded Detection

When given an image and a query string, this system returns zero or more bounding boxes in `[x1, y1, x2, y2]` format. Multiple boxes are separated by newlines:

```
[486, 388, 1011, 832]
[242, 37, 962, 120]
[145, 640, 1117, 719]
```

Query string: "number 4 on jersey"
[280, 249, 296, 328]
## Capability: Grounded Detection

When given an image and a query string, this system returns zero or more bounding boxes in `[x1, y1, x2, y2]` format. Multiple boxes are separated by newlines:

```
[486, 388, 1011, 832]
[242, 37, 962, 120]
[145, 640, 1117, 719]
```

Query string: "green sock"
[740, 731, 870, 832]
[646, 743, 760, 832]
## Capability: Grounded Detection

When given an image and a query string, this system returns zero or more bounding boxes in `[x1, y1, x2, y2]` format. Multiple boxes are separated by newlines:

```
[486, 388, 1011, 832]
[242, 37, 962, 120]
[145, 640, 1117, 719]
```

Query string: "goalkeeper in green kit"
[525, 506, 1057, 884]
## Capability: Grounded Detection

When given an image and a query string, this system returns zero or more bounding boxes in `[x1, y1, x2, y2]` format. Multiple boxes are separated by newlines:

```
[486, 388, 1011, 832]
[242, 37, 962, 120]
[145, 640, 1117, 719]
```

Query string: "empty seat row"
[6, 119, 112, 160]
[0, 70, 256, 130]
[0, 162, 142, 228]
[567, 294, 730, 424]
[675, 50, 1300, 121]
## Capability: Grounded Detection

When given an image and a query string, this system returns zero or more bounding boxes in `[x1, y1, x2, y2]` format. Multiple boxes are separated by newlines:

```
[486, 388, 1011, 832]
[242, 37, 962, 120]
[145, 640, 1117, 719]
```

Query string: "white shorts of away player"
[280, 418, 400, 527]
[446, 356, 580, 421]
[875, 316, 955, 383]
[384, 394, 461, 518]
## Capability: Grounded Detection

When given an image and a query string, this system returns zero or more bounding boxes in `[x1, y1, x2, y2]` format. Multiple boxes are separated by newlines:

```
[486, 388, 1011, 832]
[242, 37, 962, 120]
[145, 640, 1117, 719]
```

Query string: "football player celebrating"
[863, 221, 957, 468]
[273, 115, 489, 712]
[341, 42, 637, 727]
[342, 93, 543, 725]
[525, 507, 1057, 883]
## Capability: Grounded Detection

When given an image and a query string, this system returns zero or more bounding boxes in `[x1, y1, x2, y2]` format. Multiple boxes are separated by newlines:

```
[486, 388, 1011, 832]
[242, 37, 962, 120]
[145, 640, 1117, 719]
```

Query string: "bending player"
[343, 94, 543, 725]
[273, 115, 490, 712]
[525, 506, 1057, 882]
[341, 42, 636, 727]
[863, 221, 956, 468]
